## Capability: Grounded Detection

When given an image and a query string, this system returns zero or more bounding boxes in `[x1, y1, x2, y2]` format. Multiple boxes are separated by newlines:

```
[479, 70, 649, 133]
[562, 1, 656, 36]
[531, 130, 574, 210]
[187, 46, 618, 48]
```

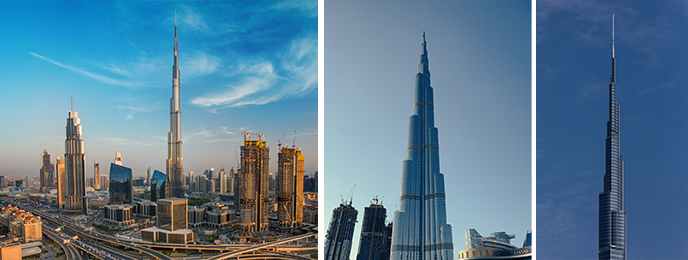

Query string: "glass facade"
[356, 204, 391, 260]
[599, 15, 626, 260]
[390, 32, 453, 260]
[325, 203, 358, 260]
[151, 170, 168, 202]
[109, 163, 133, 205]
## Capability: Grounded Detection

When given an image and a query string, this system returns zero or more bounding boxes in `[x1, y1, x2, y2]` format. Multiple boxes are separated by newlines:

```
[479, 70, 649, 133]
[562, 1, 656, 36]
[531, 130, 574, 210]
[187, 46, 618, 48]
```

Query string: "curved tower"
[167, 12, 185, 198]
[598, 14, 626, 260]
[391, 32, 453, 260]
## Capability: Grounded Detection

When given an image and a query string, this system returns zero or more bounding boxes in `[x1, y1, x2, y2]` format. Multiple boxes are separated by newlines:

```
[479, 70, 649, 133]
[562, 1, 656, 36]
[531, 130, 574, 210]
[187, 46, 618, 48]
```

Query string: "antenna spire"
[612, 13, 615, 58]
[175, 10, 177, 27]
[71, 96, 74, 111]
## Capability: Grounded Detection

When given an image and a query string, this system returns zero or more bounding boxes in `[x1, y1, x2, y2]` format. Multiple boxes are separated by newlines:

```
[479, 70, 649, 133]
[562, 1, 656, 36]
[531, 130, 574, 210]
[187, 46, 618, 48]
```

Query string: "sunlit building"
[64, 100, 88, 215]
[277, 145, 305, 230]
[457, 229, 531, 260]
[238, 135, 270, 234]
[39, 150, 55, 192]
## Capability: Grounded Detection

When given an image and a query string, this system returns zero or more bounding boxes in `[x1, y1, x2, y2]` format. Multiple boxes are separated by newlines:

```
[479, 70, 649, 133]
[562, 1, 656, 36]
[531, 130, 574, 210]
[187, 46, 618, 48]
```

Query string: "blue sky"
[0, 1, 318, 179]
[325, 0, 531, 256]
[537, 1, 688, 258]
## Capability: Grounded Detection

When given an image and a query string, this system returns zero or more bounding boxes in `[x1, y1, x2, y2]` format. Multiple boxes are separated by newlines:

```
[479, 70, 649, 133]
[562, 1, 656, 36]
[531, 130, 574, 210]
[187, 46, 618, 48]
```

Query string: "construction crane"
[278, 130, 287, 149]
[227, 130, 264, 142]
[292, 131, 297, 148]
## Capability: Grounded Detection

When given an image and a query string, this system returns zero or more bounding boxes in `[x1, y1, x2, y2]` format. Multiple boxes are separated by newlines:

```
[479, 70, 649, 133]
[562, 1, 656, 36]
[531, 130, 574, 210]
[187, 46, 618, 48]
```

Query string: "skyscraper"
[390, 32, 453, 260]
[218, 167, 226, 193]
[167, 13, 185, 198]
[157, 198, 188, 231]
[40, 150, 54, 192]
[151, 170, 169, 202]
[325, 202, 358, 260]
[238, 136, 270, 234]
[65, 100, 88, 215]
[599, 14, 626, 260]
[56, 157, 65, 209]
[277, 145, 305, 229]
[147, 166, 151, 189]
[94, 162, 100, 191]
[356, 199, 391, 260]
[109, 152, 133, 205]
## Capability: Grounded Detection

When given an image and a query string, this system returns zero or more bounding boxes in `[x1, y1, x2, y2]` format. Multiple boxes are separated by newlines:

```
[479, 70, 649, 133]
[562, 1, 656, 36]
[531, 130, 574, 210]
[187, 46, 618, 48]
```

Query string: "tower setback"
[390, 32, 453, 260]
[167, 13, 185, 198]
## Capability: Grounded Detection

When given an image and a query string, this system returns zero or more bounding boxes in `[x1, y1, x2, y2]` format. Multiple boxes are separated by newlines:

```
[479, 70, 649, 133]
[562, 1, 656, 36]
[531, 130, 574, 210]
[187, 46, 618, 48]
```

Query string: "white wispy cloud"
[29, 52, 147, 88]
[189, 36, 317, 112]
[182, 51, 222, 79]
[118, 104, 155, 120]
[179, 4, 208, 31]
[99, 64, 130, 76]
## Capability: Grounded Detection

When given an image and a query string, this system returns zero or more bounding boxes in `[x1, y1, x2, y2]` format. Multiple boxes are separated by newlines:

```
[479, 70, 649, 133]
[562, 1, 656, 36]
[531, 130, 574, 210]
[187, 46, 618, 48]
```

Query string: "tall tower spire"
[599, 13, 626, 260]
[167, 11, 185, 198]
[391, 32, 453, 260]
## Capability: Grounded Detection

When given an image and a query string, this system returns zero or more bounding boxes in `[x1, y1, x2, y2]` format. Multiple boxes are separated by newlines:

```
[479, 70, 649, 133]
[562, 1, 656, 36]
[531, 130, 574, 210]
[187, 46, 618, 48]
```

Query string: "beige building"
[0, 205, 42, 243]
[0, 244, 21, 260]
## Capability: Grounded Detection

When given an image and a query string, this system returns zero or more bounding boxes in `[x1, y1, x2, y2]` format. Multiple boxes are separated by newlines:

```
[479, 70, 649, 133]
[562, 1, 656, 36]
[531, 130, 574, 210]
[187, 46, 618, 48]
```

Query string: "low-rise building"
[0, 205, 42, 243]
[104, 204, 135, 226]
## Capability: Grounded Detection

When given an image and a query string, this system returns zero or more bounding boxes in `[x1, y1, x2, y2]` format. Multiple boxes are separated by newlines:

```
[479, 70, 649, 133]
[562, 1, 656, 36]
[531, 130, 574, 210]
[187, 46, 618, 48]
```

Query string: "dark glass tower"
[109, 163, 133, 205]
[325, 202, 358, 260]
[151, 170, 169, 202]
[356, 200, 391, 260]
[599, 14, 626, 260]
[390, 32, 453, 260]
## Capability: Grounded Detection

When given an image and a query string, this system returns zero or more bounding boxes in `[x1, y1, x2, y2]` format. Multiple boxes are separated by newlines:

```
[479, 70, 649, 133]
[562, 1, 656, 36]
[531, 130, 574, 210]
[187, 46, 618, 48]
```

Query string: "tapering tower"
[599, 14, 626, 260]
[390, 32, 453, 260]
[65, 99, 88, 215]
[167, 12, 185, 198]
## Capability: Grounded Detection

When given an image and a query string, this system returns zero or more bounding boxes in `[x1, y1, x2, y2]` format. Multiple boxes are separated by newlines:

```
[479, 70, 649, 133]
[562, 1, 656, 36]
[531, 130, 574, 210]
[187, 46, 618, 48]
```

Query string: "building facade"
[167, 16, 185, 199]
[325, 202, 358, 260]
[277, 146, 305, 229]
[104, 204, 134, 226]
[238, 138, 270, 234]
[109, 162, 133, 205]
[151, 170, 169, 202]
[94, 162, 100, 190]
[457, 230, 532, 260]
[40, 150, 55, 192]
[356, 201, 392, 260]
[157, 198, 188, 231]
[390, 32, 453, 260]
[599, 15, 626, 260]
[64, 102, 88, 215]
[56, 156, 65, 209]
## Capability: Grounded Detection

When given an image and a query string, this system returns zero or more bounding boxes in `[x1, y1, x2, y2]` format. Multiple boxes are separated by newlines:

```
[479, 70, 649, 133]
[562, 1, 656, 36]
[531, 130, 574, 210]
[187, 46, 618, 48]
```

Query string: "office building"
[356, 199, 391, 260]
[133, 178, 145, 187]
[151, 170, 169, 202]
[457, 229, 531, 260]
[277, 146, 304, 229]
[157, 198, 188, 231]
[390, 32, 453, 260]
[325, 202, 358, 260]
[188, 206, 205, 227]
[166, 16, 185, 199]
[94, 162, 100, 190]
[147, 167, 152, 189]
[218, 167, 227, 193]
[109, 152, 133, 205]
[104, 204, 135, 226]
[0, 176, 6, 189]
[39, 150, 55, 192]
[238, 135, 270, 234]
[599, 15, 626, 260]
[64, 100, 88, 215]
[56, 157, 65, 209]
[228, 167, 235, 194]
[142, 197, 193, 244]
[14, 180, 22, 189]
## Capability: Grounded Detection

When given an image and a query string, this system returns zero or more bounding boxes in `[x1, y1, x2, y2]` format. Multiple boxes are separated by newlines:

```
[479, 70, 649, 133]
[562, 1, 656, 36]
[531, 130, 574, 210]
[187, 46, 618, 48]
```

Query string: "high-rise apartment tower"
[277, 145, 305, 229]
[64, 100, 88, 215]
[238, 136, 270, 234]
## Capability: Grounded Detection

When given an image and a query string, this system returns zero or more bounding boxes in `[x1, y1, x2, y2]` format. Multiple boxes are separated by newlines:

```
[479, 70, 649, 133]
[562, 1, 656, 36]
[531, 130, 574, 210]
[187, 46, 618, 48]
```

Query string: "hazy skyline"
[325, 0, 531, 256]
[0, 2, 318, 179]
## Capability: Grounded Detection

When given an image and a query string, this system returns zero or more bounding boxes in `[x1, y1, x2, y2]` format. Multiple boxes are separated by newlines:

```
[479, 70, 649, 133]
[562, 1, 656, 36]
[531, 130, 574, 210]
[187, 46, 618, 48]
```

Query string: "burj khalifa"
[167, 13, 185, 198]
[390, 32, 454, 260]
[598, 14, 626, 260]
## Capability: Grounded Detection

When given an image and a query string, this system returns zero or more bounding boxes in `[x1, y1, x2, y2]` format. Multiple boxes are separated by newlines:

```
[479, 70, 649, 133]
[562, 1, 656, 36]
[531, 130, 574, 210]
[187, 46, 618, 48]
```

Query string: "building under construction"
[325, 200, 359, 260]
[356, 197, 393, 260]
[237, 133, 270, 235]
[39, 150, 55, 192]
[277, 145, 305, 231]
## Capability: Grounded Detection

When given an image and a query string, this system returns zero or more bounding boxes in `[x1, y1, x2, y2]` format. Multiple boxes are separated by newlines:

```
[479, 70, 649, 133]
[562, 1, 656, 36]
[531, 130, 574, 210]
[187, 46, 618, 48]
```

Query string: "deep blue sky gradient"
[537, 1, 688, 258]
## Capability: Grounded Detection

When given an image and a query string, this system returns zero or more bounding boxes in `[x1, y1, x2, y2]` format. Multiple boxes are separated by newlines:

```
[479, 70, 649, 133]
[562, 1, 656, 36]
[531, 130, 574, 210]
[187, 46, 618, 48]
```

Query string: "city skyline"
[325, 1, 531, 257]
[0, 2, 318, 180]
